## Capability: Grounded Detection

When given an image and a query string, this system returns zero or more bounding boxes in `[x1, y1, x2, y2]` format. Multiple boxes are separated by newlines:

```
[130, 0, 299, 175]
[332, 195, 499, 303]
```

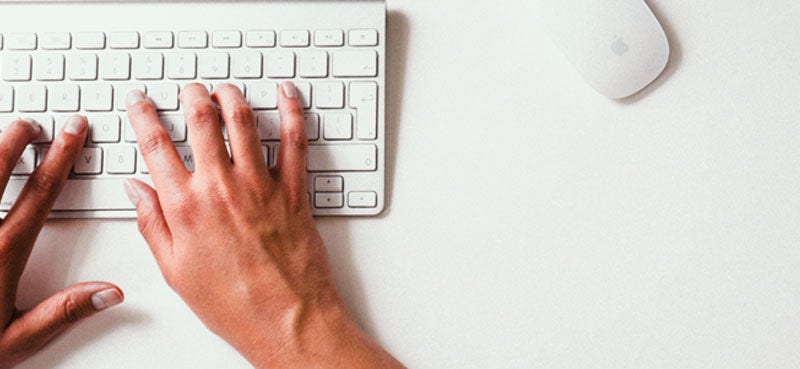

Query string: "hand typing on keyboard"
[121, 82, 404, 369]
[0, 116, 123, 368]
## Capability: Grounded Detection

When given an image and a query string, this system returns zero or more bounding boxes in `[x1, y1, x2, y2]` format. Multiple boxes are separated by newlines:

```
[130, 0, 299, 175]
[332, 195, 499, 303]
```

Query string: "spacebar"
[0, 178, 136, 212]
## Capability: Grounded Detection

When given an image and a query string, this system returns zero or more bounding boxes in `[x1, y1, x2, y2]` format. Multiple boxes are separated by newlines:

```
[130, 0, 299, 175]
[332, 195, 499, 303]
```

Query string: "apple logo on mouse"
[611, 36, 630, 56]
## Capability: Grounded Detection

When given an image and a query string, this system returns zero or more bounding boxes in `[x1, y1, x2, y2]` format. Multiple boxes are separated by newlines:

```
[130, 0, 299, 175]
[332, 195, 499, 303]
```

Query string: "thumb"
[124, 179, 173, 264]
[0, 282, 122, 364]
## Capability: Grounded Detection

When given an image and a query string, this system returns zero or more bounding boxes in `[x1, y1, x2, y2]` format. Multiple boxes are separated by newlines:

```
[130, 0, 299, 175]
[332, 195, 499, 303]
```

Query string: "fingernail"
[281, 82, 298, 99]
[123, 180, 140, 206]
[20, 118, 42, 136]
[63, 115, 87, 135]
[91, 289, 124, 311]
[126, 89, 147, 107]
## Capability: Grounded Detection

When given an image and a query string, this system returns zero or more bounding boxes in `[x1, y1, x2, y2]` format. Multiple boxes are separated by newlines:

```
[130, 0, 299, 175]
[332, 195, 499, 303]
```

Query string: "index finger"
[125, 90, 190, 190]
[2, 116, 87, 243]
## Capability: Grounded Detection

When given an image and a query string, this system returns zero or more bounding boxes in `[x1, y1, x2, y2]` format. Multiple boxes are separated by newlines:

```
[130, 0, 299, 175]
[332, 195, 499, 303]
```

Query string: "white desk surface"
[17, 1, 800, 368]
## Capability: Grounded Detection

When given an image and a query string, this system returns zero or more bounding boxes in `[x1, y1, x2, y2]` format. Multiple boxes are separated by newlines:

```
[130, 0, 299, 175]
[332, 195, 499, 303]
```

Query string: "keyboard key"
[89, 115, 121, 143]
[82, 84, 114, 112]
[109, 32, 140, 49]
[49, 84, 80, 112]
[13, 148, 37, 175]
[1, 178, 138, 211]
[256, 113, 281, 141]
[178, 31, 208, 49]
[332, 51, 378, 77]
[199, 52, 230, 79]
[116, 83, 146, 111]
[16, 84, 47, 113]
[314, 30, 344, 47]
[315, 176, 343, 192]
[348, 192, 377, 208]
[167, 52, 197, 80]
[125, 114, 186, 143]
[143, 31, 174, 49]
[348, 29, 379, 46]
[74, 147, 103, 175]
[280, 30, 310, 47]
[1, 54, 32, 81]
[314, 81, 344, 109]
[106, 146, 137, 174]
[75, 32, 106, 50]
[295, 82, 312, 109]
[175, 146, 196, 172]
[298, 51, 328, 78]
[133, 52, 164, 80]
[265, 51, 295, 78]
[245, 30, 276, 48]
[212, 31, 242, 48]
[159, 114, 187, 141]
[28, 115, 55, 143]
[147, 83, 180, 111]
[247, 82, 277, 109]
[323, 113, 352, 140]
[349, 82, 378, 140]
[307, 144, 377, 172]
[66, 54, 98, 81]
[0, 86, 13, 112]
[41, 33, 72, 50]
[232, 51, 263, 79]
[305, 113, 320, 141]
[7, 33, 37, 50]
[99, 53, 131, 80]
[33, 53, 65, 81]
[315, 193, 343, 208]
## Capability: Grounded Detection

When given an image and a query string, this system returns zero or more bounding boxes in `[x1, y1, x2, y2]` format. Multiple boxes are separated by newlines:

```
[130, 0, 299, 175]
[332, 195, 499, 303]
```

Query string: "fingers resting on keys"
[124, 81, 310, 195]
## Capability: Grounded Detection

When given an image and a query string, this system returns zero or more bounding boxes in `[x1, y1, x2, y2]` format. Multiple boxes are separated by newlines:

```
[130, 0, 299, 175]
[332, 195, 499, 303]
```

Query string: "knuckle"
[137, 208, 160, 237]
[61, 295, 85, 324]
[227, 104, 254, 125]
[186, 100, 219, 124]
[138, 131, 173, 157]
[28, 171, 62, 195]
[169, 195, 201, 222]
[287, 130, 308, 150]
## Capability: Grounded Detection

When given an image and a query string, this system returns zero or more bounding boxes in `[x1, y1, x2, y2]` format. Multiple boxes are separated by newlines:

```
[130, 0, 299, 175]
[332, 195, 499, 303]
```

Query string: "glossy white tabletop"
[18, 1, 800, 368]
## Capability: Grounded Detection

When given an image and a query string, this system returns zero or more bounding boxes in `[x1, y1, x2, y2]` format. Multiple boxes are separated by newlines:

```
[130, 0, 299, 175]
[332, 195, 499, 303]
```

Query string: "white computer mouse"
[540, 0, 671, 99]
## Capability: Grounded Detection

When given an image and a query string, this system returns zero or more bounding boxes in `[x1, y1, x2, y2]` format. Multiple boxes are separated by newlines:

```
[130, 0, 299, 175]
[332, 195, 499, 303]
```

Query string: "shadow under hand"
[381, 10, 410, 216]
[617, 2, 683, 104]
[324, 10, 410, 346]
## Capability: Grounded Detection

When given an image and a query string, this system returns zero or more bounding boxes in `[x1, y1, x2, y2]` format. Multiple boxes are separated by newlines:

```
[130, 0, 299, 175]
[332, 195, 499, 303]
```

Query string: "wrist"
[241, 301, 401, 369]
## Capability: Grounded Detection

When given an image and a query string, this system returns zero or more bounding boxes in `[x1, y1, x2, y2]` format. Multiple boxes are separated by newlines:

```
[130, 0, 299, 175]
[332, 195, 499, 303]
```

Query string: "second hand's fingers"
[181, 83, 230, 173]
[0, 282, 122, 367]
[2, 116, 87, 244]
[212, 84, 266, 173]
[125, 90, 191, 192]
[0, 119, 41, 195]
[275, 82, 309, 195]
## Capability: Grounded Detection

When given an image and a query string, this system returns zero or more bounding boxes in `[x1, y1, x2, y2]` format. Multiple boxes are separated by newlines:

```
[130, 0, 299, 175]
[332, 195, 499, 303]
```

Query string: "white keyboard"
[0, 0, 386, 218]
